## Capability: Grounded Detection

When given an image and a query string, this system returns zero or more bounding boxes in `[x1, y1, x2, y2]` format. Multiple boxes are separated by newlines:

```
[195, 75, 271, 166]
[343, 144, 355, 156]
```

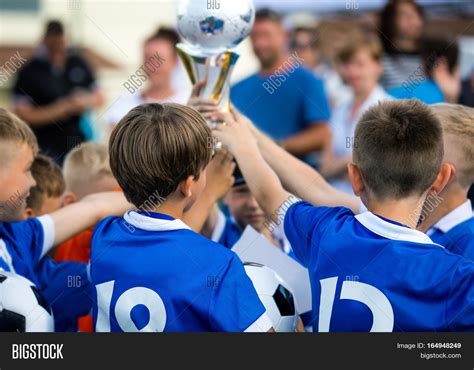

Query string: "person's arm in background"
[281, 124, 330, 156]
[183, 149, 235, 232]
[281, 73, 331, 156]
[13, 53, 104, 127]
[14, 98, 80, 127]
[319, 131, 353, 179]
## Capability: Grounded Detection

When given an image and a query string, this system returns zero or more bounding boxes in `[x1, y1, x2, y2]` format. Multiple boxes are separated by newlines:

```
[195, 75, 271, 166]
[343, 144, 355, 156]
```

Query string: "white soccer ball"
[177, 0, 255, 54]
[244, 262, 298, 332]
[0, 271, 54, 332]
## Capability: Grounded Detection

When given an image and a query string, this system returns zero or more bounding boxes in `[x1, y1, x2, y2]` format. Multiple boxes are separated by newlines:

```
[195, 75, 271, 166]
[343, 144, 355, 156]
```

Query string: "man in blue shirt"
[214, 100, 474, 331]
[231, 8, 330, 162]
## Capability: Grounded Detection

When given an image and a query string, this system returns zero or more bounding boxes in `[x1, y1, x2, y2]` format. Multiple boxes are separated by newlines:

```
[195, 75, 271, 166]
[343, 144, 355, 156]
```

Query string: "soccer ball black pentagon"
[0, 271, 54, 332]
[244, 262, 297, 332]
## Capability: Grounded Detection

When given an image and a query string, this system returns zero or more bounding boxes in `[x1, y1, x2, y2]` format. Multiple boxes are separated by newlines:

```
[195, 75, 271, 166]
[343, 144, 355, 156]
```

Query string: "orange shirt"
[55, 228, 94, 332]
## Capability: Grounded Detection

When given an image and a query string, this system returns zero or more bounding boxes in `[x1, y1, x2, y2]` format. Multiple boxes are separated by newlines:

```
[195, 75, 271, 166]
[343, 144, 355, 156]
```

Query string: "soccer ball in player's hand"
[0, 271, 54, 332]
[244, 262, 298, 332]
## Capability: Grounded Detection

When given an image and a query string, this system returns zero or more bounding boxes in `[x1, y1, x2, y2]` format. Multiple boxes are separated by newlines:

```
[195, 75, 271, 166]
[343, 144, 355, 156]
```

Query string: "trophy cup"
[176, 0, 255, 120]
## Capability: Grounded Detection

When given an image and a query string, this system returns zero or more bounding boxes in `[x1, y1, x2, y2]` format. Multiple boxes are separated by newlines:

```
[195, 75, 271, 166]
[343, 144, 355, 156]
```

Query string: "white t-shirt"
[106, 89, 190, 128]
[329, 85, 393, 194]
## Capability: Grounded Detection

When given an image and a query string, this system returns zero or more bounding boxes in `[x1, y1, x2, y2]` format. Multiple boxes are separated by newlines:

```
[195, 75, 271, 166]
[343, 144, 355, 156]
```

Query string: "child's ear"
[180, 175, 195, 198]
[61, 191, 77, 206]
[348, 163, 365, 196]
[430, 162, 454, 195]
[23, 207, 34, 220]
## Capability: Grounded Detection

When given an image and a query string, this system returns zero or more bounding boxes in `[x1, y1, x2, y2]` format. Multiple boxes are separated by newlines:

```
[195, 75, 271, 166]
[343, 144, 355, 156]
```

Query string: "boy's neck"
[150, 201, 184, 221]
[418, 185, 468, 232]
[368, 197, 425, 229]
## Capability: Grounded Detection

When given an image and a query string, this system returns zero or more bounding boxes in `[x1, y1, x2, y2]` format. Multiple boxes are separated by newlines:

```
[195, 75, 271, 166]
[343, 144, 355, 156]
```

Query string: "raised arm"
[212, 111, 293, 224]
[183, 149, 235, 232]
[243, 112, 360, 213]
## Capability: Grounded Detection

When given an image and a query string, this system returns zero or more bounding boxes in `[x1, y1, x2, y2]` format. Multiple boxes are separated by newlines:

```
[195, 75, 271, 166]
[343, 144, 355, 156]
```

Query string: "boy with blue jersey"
[419, 103, 474, 259]
[213, 100, 474, 331]
[0, 108, 132, 310]
[91, 103, 273, 332]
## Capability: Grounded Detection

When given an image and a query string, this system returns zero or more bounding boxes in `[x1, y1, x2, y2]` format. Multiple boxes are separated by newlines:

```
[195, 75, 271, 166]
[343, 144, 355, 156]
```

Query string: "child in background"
[23, 154, 65, 218]
[91, 103, 273, 332]
[203, 165, 291, 253]
[420, 103, 474, 259]
[55, 143, 119, 264]
[213, 100, 474, 331]
[389, 37, 460, 104]
[17, 153, 91, 332]
[0, 108, 132, 330]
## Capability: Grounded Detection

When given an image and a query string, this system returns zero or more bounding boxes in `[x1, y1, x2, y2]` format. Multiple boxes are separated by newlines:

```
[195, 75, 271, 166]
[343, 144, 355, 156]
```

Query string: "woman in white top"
[320, 34, 393, 194]
[106, 28, 190, 131]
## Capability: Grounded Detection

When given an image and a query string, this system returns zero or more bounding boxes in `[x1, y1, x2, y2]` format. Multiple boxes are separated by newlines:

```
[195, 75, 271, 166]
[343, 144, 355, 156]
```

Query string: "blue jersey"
[211, 210, 244, 249]
[90, 211, 271, 332]
[0, 216, 54, 285]
[0, 216, 91, 331]
[284, 201, 474, 332]
[36, 257, 92, 332]
[428, 201, 474, 261]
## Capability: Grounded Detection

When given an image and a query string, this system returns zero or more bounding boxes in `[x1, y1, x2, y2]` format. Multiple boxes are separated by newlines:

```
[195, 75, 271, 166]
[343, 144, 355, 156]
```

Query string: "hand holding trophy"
[177, 0, 255, 140]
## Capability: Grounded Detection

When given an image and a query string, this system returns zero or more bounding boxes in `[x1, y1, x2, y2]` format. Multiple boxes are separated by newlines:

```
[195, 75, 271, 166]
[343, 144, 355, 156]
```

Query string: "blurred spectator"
[320, 34, 392, 194]
[389, 37, 460, 104]
[13, 20, 104, 165]
[231, 8, 330, 162]
[459, 69, 474, 107]
[106, 27, 189, 130]
[469, 185, 474, 208]
[290, 25, 352, 108]
[379, 0, 425, 90]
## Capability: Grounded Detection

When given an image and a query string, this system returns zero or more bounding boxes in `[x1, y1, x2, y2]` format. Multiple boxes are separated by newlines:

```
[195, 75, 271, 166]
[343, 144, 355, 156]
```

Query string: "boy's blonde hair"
[63, 142, 113, 196]
[431, 103, 474, 189]
[0, 108, 38, 164]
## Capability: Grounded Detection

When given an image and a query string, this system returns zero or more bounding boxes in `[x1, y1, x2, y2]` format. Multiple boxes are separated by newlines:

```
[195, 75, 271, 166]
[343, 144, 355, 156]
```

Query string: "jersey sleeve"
[446, 260, 474, 331]
[1, 215, 55, 268]
[302, 75, 331, 125]
[283, 201, 351, 266]
[208, 254, 272, 332]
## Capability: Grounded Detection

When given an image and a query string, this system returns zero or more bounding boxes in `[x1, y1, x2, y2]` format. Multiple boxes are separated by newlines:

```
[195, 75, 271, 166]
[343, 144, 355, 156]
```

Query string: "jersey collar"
[430, 200, 473, 234]
[355, 211, 439, 246]
[123, 210, 191, 232]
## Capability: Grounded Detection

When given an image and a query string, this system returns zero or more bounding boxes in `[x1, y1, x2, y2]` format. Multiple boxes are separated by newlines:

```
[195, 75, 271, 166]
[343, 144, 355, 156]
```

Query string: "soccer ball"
[244, 262, 298, 332]
[0, 271, 54, 332]
[176, 0, 255, 54]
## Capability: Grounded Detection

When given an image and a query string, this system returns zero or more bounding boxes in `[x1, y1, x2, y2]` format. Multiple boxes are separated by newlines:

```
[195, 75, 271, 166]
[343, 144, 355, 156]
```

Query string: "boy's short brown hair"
[431, 103, 474, 189]
[26, 154, 65, 212]
[336, 33, 382, 64]
[0, 108, 38, 164]
[109, 103, 212, 208]
[63, 142, 113, 195]
[353, 99, 444, 201]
